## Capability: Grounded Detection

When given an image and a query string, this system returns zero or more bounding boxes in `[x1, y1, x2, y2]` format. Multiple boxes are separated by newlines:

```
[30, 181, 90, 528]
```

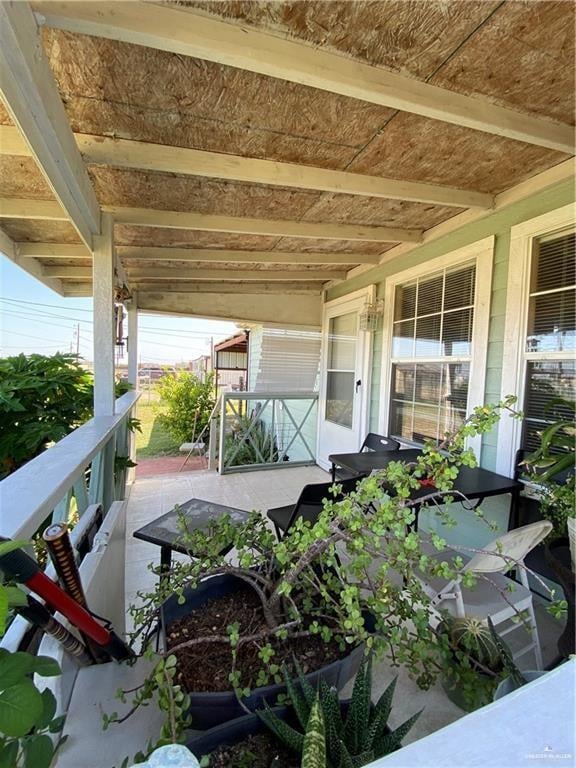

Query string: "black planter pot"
[161, 574, 369, 729]
[186, 704, 297, 761]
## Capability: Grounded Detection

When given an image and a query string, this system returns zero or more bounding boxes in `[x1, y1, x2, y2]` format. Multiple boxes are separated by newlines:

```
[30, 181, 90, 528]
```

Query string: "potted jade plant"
[187, 656, 421, 768]
[117, 397, 532, 741]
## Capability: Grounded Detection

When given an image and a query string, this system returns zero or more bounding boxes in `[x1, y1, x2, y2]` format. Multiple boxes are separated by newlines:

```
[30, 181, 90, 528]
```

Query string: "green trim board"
[326, 178, 575, 302]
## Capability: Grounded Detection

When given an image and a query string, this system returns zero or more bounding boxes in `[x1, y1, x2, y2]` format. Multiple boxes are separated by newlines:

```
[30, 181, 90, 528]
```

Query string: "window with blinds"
[389, 262, 476, 443]
[522, 229, 576, 450]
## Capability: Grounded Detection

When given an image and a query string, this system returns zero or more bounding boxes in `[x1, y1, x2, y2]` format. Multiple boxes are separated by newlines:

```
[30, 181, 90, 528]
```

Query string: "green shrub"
[155, 370, 215, 445]
[0, 353, 94, 478]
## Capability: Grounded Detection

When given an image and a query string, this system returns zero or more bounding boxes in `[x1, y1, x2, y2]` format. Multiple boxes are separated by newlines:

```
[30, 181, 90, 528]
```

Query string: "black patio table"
[328, 448, 522, 529]
[133, 498, 249, 578]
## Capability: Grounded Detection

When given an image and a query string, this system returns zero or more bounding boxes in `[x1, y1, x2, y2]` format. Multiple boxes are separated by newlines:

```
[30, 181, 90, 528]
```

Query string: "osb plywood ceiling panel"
[114, 225, 283, 250]
[0, 156, 54, 199]
[42, 29, 393, 169]
[300, 195, 463, 230]
[89, 167, 321, 218]
[432, 0, 575, 125]
[1, 220, 81, 243]
[185, 0, 502, 79]
[348, 112, 569, 195]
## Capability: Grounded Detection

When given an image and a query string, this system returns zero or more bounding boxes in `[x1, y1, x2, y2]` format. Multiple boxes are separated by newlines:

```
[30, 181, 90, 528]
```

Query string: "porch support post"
[127, 291, 138, 388]
[93, 212, 115, 417]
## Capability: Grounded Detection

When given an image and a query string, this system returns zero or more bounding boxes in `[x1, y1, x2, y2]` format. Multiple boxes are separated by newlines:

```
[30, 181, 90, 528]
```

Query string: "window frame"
[497, 204, 575, 477]
[379, 237, 495, 458]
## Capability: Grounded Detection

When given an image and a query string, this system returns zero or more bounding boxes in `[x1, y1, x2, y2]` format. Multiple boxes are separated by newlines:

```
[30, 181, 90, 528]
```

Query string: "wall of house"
[327, 177, 575, 547]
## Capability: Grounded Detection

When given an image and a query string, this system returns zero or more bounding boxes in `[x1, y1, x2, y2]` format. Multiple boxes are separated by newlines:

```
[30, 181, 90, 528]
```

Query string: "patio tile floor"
[124, 465, 565, 746]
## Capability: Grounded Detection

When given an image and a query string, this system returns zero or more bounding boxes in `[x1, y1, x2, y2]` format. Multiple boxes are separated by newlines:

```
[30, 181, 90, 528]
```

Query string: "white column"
[92, 212, 115, 417]
[127, 292, 139, 389]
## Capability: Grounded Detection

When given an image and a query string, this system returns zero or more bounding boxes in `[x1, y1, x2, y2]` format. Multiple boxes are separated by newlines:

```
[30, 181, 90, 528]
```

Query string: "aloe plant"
[258, 656, 421, 768]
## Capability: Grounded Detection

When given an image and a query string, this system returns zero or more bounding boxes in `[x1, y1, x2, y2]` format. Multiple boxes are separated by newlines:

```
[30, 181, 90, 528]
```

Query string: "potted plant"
[435, 616, 521, 711]
[187, 656, 421, 768]
[119, 397, 530, 738]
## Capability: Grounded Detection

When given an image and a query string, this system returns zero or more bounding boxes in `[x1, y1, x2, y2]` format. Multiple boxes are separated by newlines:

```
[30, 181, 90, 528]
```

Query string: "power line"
[0, 297, 93, 313]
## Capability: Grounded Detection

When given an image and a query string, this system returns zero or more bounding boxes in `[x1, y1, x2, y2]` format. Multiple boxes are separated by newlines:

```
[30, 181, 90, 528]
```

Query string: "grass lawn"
[135, 399, 180, 458]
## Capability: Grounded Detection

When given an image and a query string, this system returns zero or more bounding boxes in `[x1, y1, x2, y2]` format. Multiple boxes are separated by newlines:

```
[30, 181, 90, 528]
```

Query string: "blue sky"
[0, 255, 237, 364]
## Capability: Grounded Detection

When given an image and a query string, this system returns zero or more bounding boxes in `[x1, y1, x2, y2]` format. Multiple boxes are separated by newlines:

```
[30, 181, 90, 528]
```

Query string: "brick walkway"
[136, 455, 208, 477]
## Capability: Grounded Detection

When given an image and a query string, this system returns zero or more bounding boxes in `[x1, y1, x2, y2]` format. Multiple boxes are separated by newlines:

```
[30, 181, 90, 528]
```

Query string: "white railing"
[0, 391, 140, 651]
[218, 391, 318, 474]
[0, 391, 140, 541]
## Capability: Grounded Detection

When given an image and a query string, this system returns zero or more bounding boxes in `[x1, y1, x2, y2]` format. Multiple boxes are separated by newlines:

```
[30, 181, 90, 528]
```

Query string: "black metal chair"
[267, 476, 364, 540]
[332, 433, 401, 480]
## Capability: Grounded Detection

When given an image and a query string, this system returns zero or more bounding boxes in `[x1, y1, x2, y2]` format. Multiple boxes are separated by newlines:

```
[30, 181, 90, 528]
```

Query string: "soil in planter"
[166, 586, 346, 692]
[205, 732, 300, 768]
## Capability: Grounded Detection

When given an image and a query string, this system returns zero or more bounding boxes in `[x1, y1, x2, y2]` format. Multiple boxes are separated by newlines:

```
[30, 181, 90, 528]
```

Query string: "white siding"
[253, 328, 321, 392]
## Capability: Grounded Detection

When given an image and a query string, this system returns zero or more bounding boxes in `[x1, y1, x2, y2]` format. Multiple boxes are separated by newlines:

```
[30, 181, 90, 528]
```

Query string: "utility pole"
[75, 322, 80, 357]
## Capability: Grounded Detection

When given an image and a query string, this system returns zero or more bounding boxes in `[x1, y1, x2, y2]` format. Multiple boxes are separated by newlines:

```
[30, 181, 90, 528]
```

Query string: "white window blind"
[522, 229, 575, 450]
[389, 262, 476, 443]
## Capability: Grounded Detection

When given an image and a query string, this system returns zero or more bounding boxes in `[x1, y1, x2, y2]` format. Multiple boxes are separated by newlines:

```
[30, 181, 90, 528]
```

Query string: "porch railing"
[0, 390, 140, 650]
[218, 391, 318, 474]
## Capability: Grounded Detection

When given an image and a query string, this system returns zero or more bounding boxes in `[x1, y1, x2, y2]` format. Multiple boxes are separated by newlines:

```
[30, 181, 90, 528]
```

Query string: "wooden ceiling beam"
[17, 242, 91, 258]
[135, 282, 324, 295]
[32, 1, 575, 154]
[0, 2, 100, 248]
[59, 281, 324, 295]
[0, 197, 68, 220]
[117, 246, 378, 265]
[1, 125, 492, 208]
[79, 135, 492, 209]
[105, 205, 421, 243]
[123, 267, 342, 282]
[0, 225, 64, 294]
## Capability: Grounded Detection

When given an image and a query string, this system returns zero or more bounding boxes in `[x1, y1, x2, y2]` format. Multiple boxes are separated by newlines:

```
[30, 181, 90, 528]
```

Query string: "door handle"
[355, 379, 362, 393]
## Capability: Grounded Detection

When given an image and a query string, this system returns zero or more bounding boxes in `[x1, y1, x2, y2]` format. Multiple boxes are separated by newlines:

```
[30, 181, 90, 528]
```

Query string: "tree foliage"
[0, 353, 94, 478]
[155, 371, 215, 445]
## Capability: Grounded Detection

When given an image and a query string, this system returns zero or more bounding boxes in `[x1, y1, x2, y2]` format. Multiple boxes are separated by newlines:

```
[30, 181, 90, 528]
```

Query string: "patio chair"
[267, 476, 364, 540]
[333, 433, 401, 480]
[420, 520, 553, 670]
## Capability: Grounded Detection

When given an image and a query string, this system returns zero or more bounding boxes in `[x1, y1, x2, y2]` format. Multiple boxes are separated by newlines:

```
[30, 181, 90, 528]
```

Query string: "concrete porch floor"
[123, 465, 565, 746]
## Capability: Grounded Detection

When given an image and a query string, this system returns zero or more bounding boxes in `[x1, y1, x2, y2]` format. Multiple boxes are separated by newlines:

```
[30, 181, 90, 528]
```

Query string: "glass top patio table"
[133, 498, 249, 575]
[328, 448, 522, 529]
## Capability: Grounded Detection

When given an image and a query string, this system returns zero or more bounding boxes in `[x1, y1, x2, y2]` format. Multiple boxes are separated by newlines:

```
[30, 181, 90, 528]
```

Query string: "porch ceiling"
[0, 0, 574, 315]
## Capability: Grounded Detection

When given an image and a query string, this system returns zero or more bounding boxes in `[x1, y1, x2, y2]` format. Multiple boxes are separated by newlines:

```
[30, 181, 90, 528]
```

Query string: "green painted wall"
[329, 177, 575, 473]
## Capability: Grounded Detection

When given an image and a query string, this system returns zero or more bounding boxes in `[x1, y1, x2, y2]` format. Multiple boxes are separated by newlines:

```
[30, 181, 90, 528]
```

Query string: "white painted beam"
[49, 265, 342, 281]
[135, 282, 324, 295]
[78, 132, 490, 209]
[0, 2, 100, 248]
[126, 267, 344, 282]
[117, 246, 379, 264]
[92, 212, 115, 416]
[105, 205, 421, 243]
[0, 197, 67, 220]
[1, 125, 491, 208]
[0, 225, 64, 294]
[32, 2, 575, 154]
[138, 289, 322, 326]
[17, 242, 91, 258]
